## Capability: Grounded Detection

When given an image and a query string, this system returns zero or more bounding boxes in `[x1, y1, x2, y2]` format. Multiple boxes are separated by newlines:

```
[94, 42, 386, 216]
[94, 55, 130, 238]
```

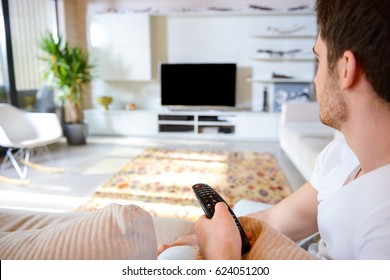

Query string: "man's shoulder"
[318, 135, 358, 168]
[310, 135, 359, 193]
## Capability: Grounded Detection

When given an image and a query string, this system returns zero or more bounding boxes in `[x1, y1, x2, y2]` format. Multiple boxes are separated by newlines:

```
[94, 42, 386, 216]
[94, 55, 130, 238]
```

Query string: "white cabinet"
[87, 13, 152, 81]
[167, 15, 251, 64]
[84, 110, 157, 136]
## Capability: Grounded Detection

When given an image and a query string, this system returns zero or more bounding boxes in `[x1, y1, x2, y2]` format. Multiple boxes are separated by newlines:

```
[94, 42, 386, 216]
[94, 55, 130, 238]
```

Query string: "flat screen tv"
[160, 63, 236, 108]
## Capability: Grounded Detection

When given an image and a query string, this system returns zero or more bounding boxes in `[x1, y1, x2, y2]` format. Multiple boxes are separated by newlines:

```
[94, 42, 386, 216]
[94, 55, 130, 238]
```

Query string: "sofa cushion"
[280, 123, 334, 180]
[281, 123, 335, 146]
[152, 216, 194, 245]
[0, 204, 157, 260]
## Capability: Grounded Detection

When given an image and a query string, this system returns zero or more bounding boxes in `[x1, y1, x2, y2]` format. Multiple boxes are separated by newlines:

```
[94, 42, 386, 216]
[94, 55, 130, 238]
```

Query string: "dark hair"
[316, 0, 390, 102]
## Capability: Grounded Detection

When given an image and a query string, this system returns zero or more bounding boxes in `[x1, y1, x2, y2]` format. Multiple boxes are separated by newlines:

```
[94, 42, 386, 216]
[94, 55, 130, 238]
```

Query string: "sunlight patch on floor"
[82, 158, 129, 175]
[0, 190, 84, 213]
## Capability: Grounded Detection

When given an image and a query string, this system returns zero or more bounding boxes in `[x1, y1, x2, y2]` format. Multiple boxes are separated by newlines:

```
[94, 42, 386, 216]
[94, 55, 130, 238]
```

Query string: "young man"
[159, 0, 390, 260]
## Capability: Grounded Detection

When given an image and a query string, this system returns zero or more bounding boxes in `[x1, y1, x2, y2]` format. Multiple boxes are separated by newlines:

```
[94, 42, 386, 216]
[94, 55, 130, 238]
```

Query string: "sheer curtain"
[8, 0, 56, 91]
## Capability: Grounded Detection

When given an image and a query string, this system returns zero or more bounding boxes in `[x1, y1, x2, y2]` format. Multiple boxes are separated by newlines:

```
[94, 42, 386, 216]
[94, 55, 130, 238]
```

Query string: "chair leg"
[1, 146, 60, 179]
[32, 145, 52, 162]
[2, 148, 30, 179]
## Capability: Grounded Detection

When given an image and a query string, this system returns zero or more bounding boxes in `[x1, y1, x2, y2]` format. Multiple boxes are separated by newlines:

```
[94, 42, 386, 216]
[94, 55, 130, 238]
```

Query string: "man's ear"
[340, 50, 358, 90]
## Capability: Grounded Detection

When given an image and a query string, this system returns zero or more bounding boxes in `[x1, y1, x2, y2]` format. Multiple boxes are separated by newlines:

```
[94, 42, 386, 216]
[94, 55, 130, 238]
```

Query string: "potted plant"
[39, 33, 94, 145]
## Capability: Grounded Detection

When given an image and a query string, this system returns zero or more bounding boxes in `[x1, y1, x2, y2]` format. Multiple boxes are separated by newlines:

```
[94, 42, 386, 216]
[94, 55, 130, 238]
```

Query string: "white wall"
[83, 0, 316, 111]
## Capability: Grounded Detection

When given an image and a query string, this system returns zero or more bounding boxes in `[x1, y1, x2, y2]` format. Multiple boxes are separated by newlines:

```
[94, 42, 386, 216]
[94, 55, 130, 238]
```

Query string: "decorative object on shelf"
[267, 25, 305, 35]
[39, 33, 95, 145]
[249, 5, 274, 11]
[247, 74, 312, 84]
[125, 102, 136, 110]
[273, 82, 311, 112]
[128, 7, 151, 13]
[272, 72, 294, 79]
[262, 87, 269, 112]
[287, 5, 309, 11]
[207, 7, 233, 12]
[96, 96, 113, 110]
[248, 4, 310, 12]
[257, 48, 302, 57]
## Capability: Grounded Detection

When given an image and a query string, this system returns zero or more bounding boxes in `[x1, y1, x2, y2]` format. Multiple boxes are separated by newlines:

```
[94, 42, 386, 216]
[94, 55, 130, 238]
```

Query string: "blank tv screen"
[160, 63, 236, 107]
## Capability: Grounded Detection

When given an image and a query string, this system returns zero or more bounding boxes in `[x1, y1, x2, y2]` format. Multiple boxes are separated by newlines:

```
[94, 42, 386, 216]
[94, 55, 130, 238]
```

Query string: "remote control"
[192, 183, 251, 255]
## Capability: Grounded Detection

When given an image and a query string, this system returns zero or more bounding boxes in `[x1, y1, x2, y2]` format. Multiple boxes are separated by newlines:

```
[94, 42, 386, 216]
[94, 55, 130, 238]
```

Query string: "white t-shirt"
[310, 136, 390, 259]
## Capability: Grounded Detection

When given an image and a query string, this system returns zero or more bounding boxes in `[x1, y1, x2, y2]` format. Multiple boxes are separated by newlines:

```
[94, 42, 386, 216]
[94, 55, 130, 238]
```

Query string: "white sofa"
[279, 102, 336, 181]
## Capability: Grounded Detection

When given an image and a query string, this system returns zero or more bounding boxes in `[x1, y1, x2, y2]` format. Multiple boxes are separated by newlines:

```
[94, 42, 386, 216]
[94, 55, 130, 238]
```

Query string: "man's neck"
[342, 101, 390, 175]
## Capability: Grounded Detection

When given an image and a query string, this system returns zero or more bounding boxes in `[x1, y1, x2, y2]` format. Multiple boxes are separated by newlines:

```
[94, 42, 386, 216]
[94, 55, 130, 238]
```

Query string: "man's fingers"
[157, 234, 198, 256]
[157, 244, 169, 255]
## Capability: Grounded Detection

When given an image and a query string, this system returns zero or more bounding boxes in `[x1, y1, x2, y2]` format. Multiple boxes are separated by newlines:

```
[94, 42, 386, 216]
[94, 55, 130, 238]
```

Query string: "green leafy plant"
[39, 33, 94, 123]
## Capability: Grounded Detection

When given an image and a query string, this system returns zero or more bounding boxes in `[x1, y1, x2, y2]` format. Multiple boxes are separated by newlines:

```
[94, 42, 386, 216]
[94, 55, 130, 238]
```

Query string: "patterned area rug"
[77, 148, 292, 221]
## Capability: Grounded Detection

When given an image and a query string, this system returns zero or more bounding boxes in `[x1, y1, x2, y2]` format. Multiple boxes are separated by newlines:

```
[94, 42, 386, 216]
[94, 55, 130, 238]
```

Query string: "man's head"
[315, 0, 390, 103]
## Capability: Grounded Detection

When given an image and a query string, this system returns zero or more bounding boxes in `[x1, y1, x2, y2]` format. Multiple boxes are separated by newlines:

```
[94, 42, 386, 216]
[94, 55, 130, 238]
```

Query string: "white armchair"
[0, 103, 63, 179]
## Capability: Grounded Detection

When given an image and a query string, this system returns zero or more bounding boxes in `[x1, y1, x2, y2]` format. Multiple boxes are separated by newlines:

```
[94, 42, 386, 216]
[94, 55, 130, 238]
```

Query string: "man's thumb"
[214, 202, 229, 218]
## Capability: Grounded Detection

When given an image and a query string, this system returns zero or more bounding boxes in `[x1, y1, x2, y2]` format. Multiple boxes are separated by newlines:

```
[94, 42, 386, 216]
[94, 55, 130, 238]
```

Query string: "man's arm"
[194, 182, 319, 259]
[158, 181, 319, 257]
[248, 182, 319, 241]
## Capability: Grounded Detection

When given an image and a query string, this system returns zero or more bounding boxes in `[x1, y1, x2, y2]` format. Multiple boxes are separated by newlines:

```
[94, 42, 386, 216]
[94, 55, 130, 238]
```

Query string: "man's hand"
[195, 202, 242, 259]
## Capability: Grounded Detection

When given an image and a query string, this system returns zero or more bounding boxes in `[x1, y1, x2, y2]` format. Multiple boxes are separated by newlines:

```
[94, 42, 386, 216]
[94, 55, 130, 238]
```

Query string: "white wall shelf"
[250, 55, 315, 62]
[249, 10, 317, 112]
[247, 77, 313, 83]
[251, 34, 316, 39]
[152, 9, 315, 17]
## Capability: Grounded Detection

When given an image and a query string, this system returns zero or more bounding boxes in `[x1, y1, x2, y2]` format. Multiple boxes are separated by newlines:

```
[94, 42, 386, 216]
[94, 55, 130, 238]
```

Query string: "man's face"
[313, 35, 347, 130]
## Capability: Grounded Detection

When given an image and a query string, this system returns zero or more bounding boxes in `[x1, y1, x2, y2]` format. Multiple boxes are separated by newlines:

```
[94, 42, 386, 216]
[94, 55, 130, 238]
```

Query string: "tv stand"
[158, 111, 236, 136]
[164, 106, 240, 112]
[84, 109, 281, 140]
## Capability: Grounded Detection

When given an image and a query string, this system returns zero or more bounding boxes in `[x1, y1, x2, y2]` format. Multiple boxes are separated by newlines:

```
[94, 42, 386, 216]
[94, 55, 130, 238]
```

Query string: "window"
[0, 0, 61, 107]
